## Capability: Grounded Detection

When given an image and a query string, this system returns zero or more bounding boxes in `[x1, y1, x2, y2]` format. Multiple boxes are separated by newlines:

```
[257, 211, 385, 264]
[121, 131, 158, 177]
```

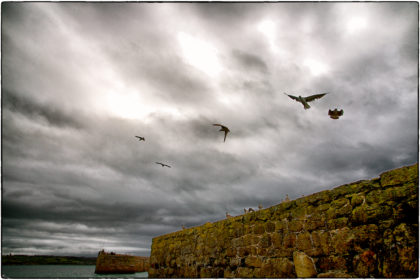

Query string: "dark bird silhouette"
[135, 136, 145, 141]
[213, 124, 230, 142]
[284, 92, 328, 109]
[328, 108, 344, 119]
[155, 162, 171, 168]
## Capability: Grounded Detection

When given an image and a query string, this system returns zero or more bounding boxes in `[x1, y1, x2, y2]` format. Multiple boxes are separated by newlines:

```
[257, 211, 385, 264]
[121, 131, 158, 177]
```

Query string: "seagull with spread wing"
[135, 136, 145, 141]
[328, 108, 344, 119]
[155, 162, 171, 168]
[284, 92, 328, 109]
[213, 124, 230, 142]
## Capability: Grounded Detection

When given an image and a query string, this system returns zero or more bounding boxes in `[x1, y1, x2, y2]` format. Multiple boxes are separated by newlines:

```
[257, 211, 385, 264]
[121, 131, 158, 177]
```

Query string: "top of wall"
[153, 163, 418, 241]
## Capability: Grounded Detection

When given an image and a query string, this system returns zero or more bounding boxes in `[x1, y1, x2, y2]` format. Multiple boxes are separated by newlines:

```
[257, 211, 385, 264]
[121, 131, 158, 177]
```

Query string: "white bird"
[284, 92, 328, 109]
[213, 124, 230, 142]
[226, 212, 233, 218]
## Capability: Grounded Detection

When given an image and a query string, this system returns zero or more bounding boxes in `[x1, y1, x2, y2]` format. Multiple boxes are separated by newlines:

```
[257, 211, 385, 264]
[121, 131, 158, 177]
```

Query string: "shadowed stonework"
[149, 163, 418, 278]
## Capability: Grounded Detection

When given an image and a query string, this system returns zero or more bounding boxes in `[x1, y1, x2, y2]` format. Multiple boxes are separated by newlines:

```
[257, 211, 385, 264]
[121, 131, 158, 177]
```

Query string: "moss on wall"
[149, 164, 418, 278]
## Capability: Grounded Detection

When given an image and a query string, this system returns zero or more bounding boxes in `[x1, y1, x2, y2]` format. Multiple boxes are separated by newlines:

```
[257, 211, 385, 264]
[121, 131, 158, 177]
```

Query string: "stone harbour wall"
[95, 251, 149, 274]
[149, 163, 418, 278]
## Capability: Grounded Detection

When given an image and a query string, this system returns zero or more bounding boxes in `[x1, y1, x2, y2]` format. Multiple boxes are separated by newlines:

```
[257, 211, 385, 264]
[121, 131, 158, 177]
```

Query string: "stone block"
[352, 224, 379, 250]
[380, 164, 418, 187]
[238, 246, 251, 257]
[289, 219, 304, 232]
[229, 257, 241, 268]
[260, 233, 272, 248]
[245, 255, 263, 268]
[353, 250, 376, 277]
[253, 223, 265, 234]
[311, 230, 331, 255]
[317, 270, 352, 278]
[242, 234, 253, 246]
[317, 255, 347, 272]
[327, 217, 348, 229]
[237, 267, 254, 278]
[275, 220, 287, 232]
[257, 247, 267, 256]
[226, 247, 236, 257]
[350, 194, 365, 207]
[293, 251, 317, 278]
[296, 231, 313, 252]
[265, 221, 276, 232]
[271, 232, 283, 248]
[306, 190, 332, 206]
[305, 213, 326, 231]
[330, 227, 354, 255]
[275, 257, 296, 277]
[283, 232, 296, 248]
[350, 205, 367, 224]
[224, 267, 235, 278]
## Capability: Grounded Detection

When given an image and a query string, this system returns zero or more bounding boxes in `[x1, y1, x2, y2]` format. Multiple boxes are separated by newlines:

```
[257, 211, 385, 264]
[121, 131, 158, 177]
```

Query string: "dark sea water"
[1, 265, 148, 279]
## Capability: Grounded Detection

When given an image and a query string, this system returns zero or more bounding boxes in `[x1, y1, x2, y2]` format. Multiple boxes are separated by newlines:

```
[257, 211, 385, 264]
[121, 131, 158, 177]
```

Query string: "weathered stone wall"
[149, 164, 418, 278]
[95, 251, 149, 274]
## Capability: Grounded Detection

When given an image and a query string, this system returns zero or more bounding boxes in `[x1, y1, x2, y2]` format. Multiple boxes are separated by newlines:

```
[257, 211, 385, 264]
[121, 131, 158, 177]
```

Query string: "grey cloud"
[2, 2, 417, 257]
[231, 49, 268, 73]
[3, 91, 85, 129]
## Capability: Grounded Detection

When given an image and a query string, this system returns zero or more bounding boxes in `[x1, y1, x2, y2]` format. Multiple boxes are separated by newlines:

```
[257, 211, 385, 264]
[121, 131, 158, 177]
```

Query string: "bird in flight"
[284, 92, 328, 109]
[328, 108, 344, 119]
[213, 124, 230, 142]
[155, 162, 171, 168]
[135, 136, 145, 141]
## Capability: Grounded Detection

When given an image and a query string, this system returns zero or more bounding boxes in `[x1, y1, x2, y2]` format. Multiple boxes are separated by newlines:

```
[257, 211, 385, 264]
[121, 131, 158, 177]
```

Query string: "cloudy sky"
[2, 2, 418, 257]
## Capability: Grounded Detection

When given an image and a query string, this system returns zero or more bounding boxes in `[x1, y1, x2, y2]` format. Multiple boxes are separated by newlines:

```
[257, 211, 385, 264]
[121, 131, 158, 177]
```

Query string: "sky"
[1, 2, 418, 257]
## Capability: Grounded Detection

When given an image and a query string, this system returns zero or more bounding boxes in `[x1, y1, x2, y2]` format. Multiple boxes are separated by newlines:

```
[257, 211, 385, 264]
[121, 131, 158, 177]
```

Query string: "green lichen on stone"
[148, 163, 418, 278]
[380, 164, 418, 187]
[296, 231, 313, 252]
[350, 194, 365, 207]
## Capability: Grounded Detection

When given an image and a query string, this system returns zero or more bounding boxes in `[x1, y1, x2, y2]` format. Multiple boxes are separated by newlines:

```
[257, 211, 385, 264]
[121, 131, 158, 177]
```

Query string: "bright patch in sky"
[258, 19, 276, 38]
[257, 19, 278, 52]
[303, 58, 329, 76]
[177, 32, 222, 77]
[105, 79, 156, 120]
[107, 90, 153, 120]
[346, 17, 368, 33]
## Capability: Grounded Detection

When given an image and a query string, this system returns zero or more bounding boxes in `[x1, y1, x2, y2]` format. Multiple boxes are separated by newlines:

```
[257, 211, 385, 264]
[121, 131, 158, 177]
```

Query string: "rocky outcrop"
[95, 250, 149, 274]
[149, 163, 418, 278]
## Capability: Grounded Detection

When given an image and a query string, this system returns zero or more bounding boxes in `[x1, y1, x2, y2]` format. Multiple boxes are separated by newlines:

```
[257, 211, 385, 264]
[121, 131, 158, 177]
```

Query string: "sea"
[1, 265, 148, 279]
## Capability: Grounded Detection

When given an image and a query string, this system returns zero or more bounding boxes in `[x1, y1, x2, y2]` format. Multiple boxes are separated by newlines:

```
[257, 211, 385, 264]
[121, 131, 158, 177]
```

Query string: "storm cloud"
[2, 2, 418, 256]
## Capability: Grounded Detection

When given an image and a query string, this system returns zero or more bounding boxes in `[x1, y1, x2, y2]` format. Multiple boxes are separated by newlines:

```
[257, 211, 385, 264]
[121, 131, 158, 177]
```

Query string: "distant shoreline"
[2, 255, 97, 265]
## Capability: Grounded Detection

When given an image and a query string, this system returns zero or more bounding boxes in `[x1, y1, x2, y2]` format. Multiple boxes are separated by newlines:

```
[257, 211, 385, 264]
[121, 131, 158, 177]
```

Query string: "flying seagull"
[156, 162, 171, 168]
[284, 92, 328, 109]
[328, 108, 344, 119]
[213, 124, 230, 142]
[135, 136, 145, 141]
